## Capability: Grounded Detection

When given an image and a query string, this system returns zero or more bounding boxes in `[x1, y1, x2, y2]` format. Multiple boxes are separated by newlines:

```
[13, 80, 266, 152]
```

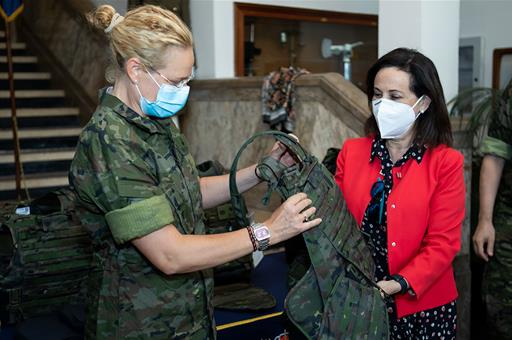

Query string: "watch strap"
[246, 226, 257, 252]
[391, 274, 409, 294]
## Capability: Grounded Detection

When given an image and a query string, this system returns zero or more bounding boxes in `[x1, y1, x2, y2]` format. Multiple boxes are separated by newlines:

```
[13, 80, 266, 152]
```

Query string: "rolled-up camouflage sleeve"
[480, 81, 512, 160]
[106, 194, 174, 244]
[480, 136, 512, 161]
[70, 133, 175, 244]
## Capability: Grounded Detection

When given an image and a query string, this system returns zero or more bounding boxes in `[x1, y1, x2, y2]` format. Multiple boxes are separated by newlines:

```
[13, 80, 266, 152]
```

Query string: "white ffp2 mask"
[372, 96, 427, 139]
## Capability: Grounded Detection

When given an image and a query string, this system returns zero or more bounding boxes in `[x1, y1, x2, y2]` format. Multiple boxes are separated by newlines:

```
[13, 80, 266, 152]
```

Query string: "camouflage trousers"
[482, 214, 512, 339]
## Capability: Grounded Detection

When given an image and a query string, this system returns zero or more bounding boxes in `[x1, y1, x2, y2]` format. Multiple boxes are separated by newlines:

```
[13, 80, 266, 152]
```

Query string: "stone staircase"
[0, 30, 81, 201]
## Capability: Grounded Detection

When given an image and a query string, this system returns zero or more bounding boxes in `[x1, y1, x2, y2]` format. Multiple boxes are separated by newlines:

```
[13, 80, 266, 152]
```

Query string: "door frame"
[492, 47, 512, 89]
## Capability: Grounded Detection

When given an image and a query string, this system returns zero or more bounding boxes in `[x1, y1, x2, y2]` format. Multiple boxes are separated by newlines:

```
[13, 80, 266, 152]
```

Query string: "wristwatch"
[249, 223, 271, 251]
[391, 274, 409, 294]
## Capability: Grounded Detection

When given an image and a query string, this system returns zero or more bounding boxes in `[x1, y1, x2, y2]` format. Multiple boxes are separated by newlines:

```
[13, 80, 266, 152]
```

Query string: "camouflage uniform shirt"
[479, 80, 512, 338]
[69, 90, 215, 339]
[480, 82, 512, 219]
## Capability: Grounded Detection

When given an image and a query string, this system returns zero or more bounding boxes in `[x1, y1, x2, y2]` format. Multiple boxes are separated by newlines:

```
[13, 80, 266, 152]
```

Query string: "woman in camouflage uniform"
[69, 5, 321, 339]
[472, 79, 512, 339]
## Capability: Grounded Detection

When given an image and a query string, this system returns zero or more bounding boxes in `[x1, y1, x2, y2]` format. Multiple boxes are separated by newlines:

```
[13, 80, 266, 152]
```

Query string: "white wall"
[378, 1, 421, 56]
[379, 0, 460, 102]
[190, 0, 378, 79]
[460, 0, 512, 88]
[190, 0, 216, 78]
[91, 0, 128, 14]
[422, 1, 460, 102]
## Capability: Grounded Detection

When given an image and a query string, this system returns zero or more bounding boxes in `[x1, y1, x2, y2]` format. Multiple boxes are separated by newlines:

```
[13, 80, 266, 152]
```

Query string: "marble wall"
[182, 74, 366, 168]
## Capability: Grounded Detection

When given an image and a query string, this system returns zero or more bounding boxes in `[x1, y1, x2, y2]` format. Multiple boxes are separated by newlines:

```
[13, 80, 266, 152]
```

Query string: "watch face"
[254, 227, 270, 240]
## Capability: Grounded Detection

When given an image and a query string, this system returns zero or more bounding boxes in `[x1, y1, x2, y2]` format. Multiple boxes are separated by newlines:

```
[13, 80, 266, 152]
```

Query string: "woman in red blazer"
[335, 48, 465, 339]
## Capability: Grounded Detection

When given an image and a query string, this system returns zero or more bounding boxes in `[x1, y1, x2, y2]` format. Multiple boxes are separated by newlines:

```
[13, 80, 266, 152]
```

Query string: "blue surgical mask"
[136, 70, 191, 118]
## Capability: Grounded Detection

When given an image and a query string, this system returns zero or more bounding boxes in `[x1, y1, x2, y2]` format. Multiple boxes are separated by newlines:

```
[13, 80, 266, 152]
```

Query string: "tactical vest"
[229, 131, 389, 339]
[0, 189, 92, 324]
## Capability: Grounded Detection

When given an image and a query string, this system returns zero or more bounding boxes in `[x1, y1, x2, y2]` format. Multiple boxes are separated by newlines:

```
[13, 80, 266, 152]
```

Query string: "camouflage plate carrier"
[0, 188, 92, 324]
[229, 131, 389, 339]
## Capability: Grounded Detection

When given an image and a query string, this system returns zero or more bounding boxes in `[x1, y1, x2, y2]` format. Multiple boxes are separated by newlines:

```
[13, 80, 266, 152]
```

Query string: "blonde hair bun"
[86, 5, 117, 32]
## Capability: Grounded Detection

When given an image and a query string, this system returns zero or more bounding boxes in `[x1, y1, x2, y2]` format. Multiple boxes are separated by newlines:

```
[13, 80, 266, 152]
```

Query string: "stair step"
[0, 127, 82, 140]
[0, 78, 52, 90]
[0, 90, 65, 98]
[0, 56, 39, 72]
[0, 43, 27, 49]
[0, 148, 76, 164]
[0, 107, 79, 118]
[0, 146, 75, 174]
[3, 160, 72, 177]
[0, 171, 69, 191]
[1, 115, 80, 128]
[0, 90, 69, 108]
[0, 43, 30, 56]
[0, 136, 79, 151]
[0, 72, 51, 80]
[0, 32, 4, 38]
[0, 72, 53, 90]
[0, 56, 37, 63]
[0, 64, 39, 72]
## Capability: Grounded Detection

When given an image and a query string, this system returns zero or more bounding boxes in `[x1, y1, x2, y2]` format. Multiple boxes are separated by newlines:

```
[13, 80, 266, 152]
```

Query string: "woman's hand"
[473, 220, 495, 261]
[376, 279, 402, 296]
[254, 134, 299, 181]
[264, 192, 322, 245]
[268, 134, 300, 167]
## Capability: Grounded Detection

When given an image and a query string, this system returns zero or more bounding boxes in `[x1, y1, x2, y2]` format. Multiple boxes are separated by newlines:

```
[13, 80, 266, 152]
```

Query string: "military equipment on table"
[197, 160, 276, 310]
[229, 131, 389, 339]
[0, 188, 92, 324]
[213, 283, 276, 311]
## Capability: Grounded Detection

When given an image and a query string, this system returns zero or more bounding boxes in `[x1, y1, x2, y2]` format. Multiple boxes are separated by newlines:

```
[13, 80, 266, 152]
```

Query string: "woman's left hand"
[268, 134, 299, 167]
[376, 279, 402, 296]
[253, 135, 299, 182]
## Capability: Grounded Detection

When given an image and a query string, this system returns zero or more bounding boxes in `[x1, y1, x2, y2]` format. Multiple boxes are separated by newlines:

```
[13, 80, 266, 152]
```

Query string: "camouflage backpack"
[0, 188, 92, 324]
[229, 131, 389, 339]
[197, 160, 276, 311]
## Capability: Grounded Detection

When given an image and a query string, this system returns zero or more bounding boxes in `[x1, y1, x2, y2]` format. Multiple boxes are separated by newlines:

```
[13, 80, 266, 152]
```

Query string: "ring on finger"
[302, 213, 309, 222]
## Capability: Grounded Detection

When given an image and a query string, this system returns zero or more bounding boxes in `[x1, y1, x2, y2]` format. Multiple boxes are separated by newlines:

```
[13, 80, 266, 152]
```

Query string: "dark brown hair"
[365, 48, 453, 147]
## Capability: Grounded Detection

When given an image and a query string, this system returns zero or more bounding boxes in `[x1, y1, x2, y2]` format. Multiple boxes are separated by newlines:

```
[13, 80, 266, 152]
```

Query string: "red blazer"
[335, 136, 465, 318]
